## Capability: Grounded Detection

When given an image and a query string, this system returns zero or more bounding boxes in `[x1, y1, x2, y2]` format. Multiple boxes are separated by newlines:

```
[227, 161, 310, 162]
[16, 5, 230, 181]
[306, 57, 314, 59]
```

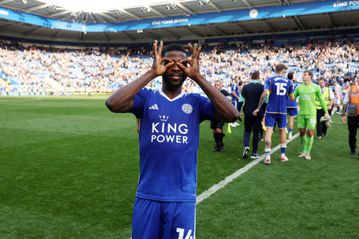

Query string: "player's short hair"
[287, 72, 294, 80]
[251, 70, 260, 80]
[162, 44, 187, 57]
[318, 77, 325, 82]
[275, 64, 288, 73]
[304, 70, 313, 78]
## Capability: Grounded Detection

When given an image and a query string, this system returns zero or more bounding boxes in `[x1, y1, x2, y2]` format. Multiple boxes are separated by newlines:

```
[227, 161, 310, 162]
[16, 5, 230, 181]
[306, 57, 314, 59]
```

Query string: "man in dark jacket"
[238, 70, 265, 159]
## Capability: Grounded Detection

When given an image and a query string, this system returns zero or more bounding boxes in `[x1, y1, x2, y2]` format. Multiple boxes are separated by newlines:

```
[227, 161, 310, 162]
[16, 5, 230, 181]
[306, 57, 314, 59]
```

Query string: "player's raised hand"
[177, 43, 202, 80]
[151, 40, 174, 76]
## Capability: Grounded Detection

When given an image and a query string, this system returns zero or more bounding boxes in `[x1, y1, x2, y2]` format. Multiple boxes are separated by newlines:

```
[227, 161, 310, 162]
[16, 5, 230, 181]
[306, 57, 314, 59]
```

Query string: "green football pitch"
[0, 97, 358, 239]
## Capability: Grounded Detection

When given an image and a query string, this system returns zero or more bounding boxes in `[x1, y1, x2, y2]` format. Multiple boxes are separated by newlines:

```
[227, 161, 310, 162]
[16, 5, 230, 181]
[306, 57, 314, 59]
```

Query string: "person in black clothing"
[238, 71, 265, 159]
[211, 80, 230, 152]
[342, 78, 359, 158]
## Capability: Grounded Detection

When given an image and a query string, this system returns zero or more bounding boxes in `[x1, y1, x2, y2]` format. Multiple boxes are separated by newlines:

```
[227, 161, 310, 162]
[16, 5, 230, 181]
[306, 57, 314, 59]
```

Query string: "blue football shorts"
[132, 197, 196, 239]
[287, 107, 298, 117]
[265, 113, 287, 129]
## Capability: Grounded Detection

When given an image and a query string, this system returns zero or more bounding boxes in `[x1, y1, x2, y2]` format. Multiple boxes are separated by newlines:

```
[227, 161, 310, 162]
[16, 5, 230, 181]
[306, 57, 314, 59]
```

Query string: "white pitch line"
[196, 132, 300, 204]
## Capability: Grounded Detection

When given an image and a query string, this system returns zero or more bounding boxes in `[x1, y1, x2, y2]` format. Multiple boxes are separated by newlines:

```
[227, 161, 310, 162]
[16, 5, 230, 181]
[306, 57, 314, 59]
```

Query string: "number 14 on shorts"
[176, 227, 193, 239]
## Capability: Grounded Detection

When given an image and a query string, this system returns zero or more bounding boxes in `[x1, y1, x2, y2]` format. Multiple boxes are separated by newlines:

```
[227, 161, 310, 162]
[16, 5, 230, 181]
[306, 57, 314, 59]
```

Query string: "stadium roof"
[0, 0, 358, 44]
[1, 0, 321, 22]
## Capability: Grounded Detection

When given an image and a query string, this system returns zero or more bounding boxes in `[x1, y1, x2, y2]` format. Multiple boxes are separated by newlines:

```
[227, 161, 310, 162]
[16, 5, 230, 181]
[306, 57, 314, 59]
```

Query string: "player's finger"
[187, 43, 194, 52]
[164, 61, 174, 68]
[158, 41, 163, 57]
[153, 40, 158, 56]
[152, 45, 157, 60]
[180, 58, 191, 66]
[162, 58, 174, 67]
[194, 43, 201, 54]
[161, 57, 174, 64]
[177, 62, 188, 73]
[161, 57, 169, 63]
[193, 44, 201, 58]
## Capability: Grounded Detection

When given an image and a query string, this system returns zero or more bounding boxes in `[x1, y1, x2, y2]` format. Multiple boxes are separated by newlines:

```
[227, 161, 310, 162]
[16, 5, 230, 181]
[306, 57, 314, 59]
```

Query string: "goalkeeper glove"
[320, 113, 332, 127]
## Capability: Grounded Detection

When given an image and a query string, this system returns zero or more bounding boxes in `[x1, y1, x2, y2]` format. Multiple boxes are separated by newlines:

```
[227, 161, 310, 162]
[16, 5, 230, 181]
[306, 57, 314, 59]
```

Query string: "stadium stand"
[0, 1, 359, 238]
[0, 39, 358, 96]
[0, 0, 358, 96]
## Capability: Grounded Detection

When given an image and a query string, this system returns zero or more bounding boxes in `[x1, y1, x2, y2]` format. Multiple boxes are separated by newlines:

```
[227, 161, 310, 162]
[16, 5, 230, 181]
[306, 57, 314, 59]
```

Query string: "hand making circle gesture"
[177, 43, 202, 81]
[151, 40, 174, 76]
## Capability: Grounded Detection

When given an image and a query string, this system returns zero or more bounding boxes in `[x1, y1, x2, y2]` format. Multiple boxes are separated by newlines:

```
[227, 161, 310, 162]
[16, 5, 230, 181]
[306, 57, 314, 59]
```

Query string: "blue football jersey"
[265, 76, 293, 114]
[131, 88, 215, 202]
[287, 81, 298, 108]
[231, 84, 239, 104]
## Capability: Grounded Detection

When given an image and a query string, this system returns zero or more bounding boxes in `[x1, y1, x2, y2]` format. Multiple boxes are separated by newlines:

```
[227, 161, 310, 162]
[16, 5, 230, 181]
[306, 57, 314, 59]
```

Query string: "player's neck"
[162, 86, 182, 99]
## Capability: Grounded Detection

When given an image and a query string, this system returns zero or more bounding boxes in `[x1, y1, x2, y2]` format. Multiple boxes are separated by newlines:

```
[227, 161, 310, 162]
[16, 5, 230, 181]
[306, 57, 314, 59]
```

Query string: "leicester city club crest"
[182, 103, 193, 114]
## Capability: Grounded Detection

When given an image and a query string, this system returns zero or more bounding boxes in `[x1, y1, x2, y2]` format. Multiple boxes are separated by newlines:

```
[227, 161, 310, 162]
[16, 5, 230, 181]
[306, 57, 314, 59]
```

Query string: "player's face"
[319, 80, 325, 88]
[162, 51, 187, 88]
[214, 81, 222, 90]
[302, 72, 312, 84]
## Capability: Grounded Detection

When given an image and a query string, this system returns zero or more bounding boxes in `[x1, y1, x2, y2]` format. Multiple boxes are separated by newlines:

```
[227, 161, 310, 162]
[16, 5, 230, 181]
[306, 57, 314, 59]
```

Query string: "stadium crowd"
[0, 39, 358, 96]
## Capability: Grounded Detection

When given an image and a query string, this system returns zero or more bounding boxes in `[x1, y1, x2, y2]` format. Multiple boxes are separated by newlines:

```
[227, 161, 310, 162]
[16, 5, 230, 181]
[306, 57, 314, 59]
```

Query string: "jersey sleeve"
[198, 95, 215, 122]
[131, 88, 150, 118]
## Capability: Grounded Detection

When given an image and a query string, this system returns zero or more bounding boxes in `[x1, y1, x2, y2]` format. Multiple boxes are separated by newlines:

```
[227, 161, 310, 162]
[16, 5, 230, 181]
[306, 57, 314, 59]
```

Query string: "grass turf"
[0, 97, 357, 238]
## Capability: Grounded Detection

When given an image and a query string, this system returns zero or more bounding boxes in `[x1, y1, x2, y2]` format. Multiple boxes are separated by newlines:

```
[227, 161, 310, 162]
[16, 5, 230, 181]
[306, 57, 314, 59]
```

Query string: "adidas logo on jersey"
[149, 104, 159, 110]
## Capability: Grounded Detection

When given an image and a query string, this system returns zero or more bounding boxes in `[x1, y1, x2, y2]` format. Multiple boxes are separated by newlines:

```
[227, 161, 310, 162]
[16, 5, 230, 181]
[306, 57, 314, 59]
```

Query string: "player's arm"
[342, 103, 348, 123]
[288, 83, 295, 101]
[231, 88, 239, 100]
[342, 89, 350, 123]
[177, 44, 238, 122]
[105, 41, 174, 113]
[287, 87, 294, 101]
[289, 93, 294, 101]
[252, 89, 268, 116]
[237, 93, 245, 112]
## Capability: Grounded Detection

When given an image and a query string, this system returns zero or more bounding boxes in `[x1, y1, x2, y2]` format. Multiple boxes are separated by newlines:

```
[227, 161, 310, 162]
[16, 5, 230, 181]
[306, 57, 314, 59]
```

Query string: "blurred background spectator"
[0, 39, 358, 96]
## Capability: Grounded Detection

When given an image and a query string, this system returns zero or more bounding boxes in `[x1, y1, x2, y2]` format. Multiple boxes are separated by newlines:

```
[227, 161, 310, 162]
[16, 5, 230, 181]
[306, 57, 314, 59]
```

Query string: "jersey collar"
[159, 89, 185, 102]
